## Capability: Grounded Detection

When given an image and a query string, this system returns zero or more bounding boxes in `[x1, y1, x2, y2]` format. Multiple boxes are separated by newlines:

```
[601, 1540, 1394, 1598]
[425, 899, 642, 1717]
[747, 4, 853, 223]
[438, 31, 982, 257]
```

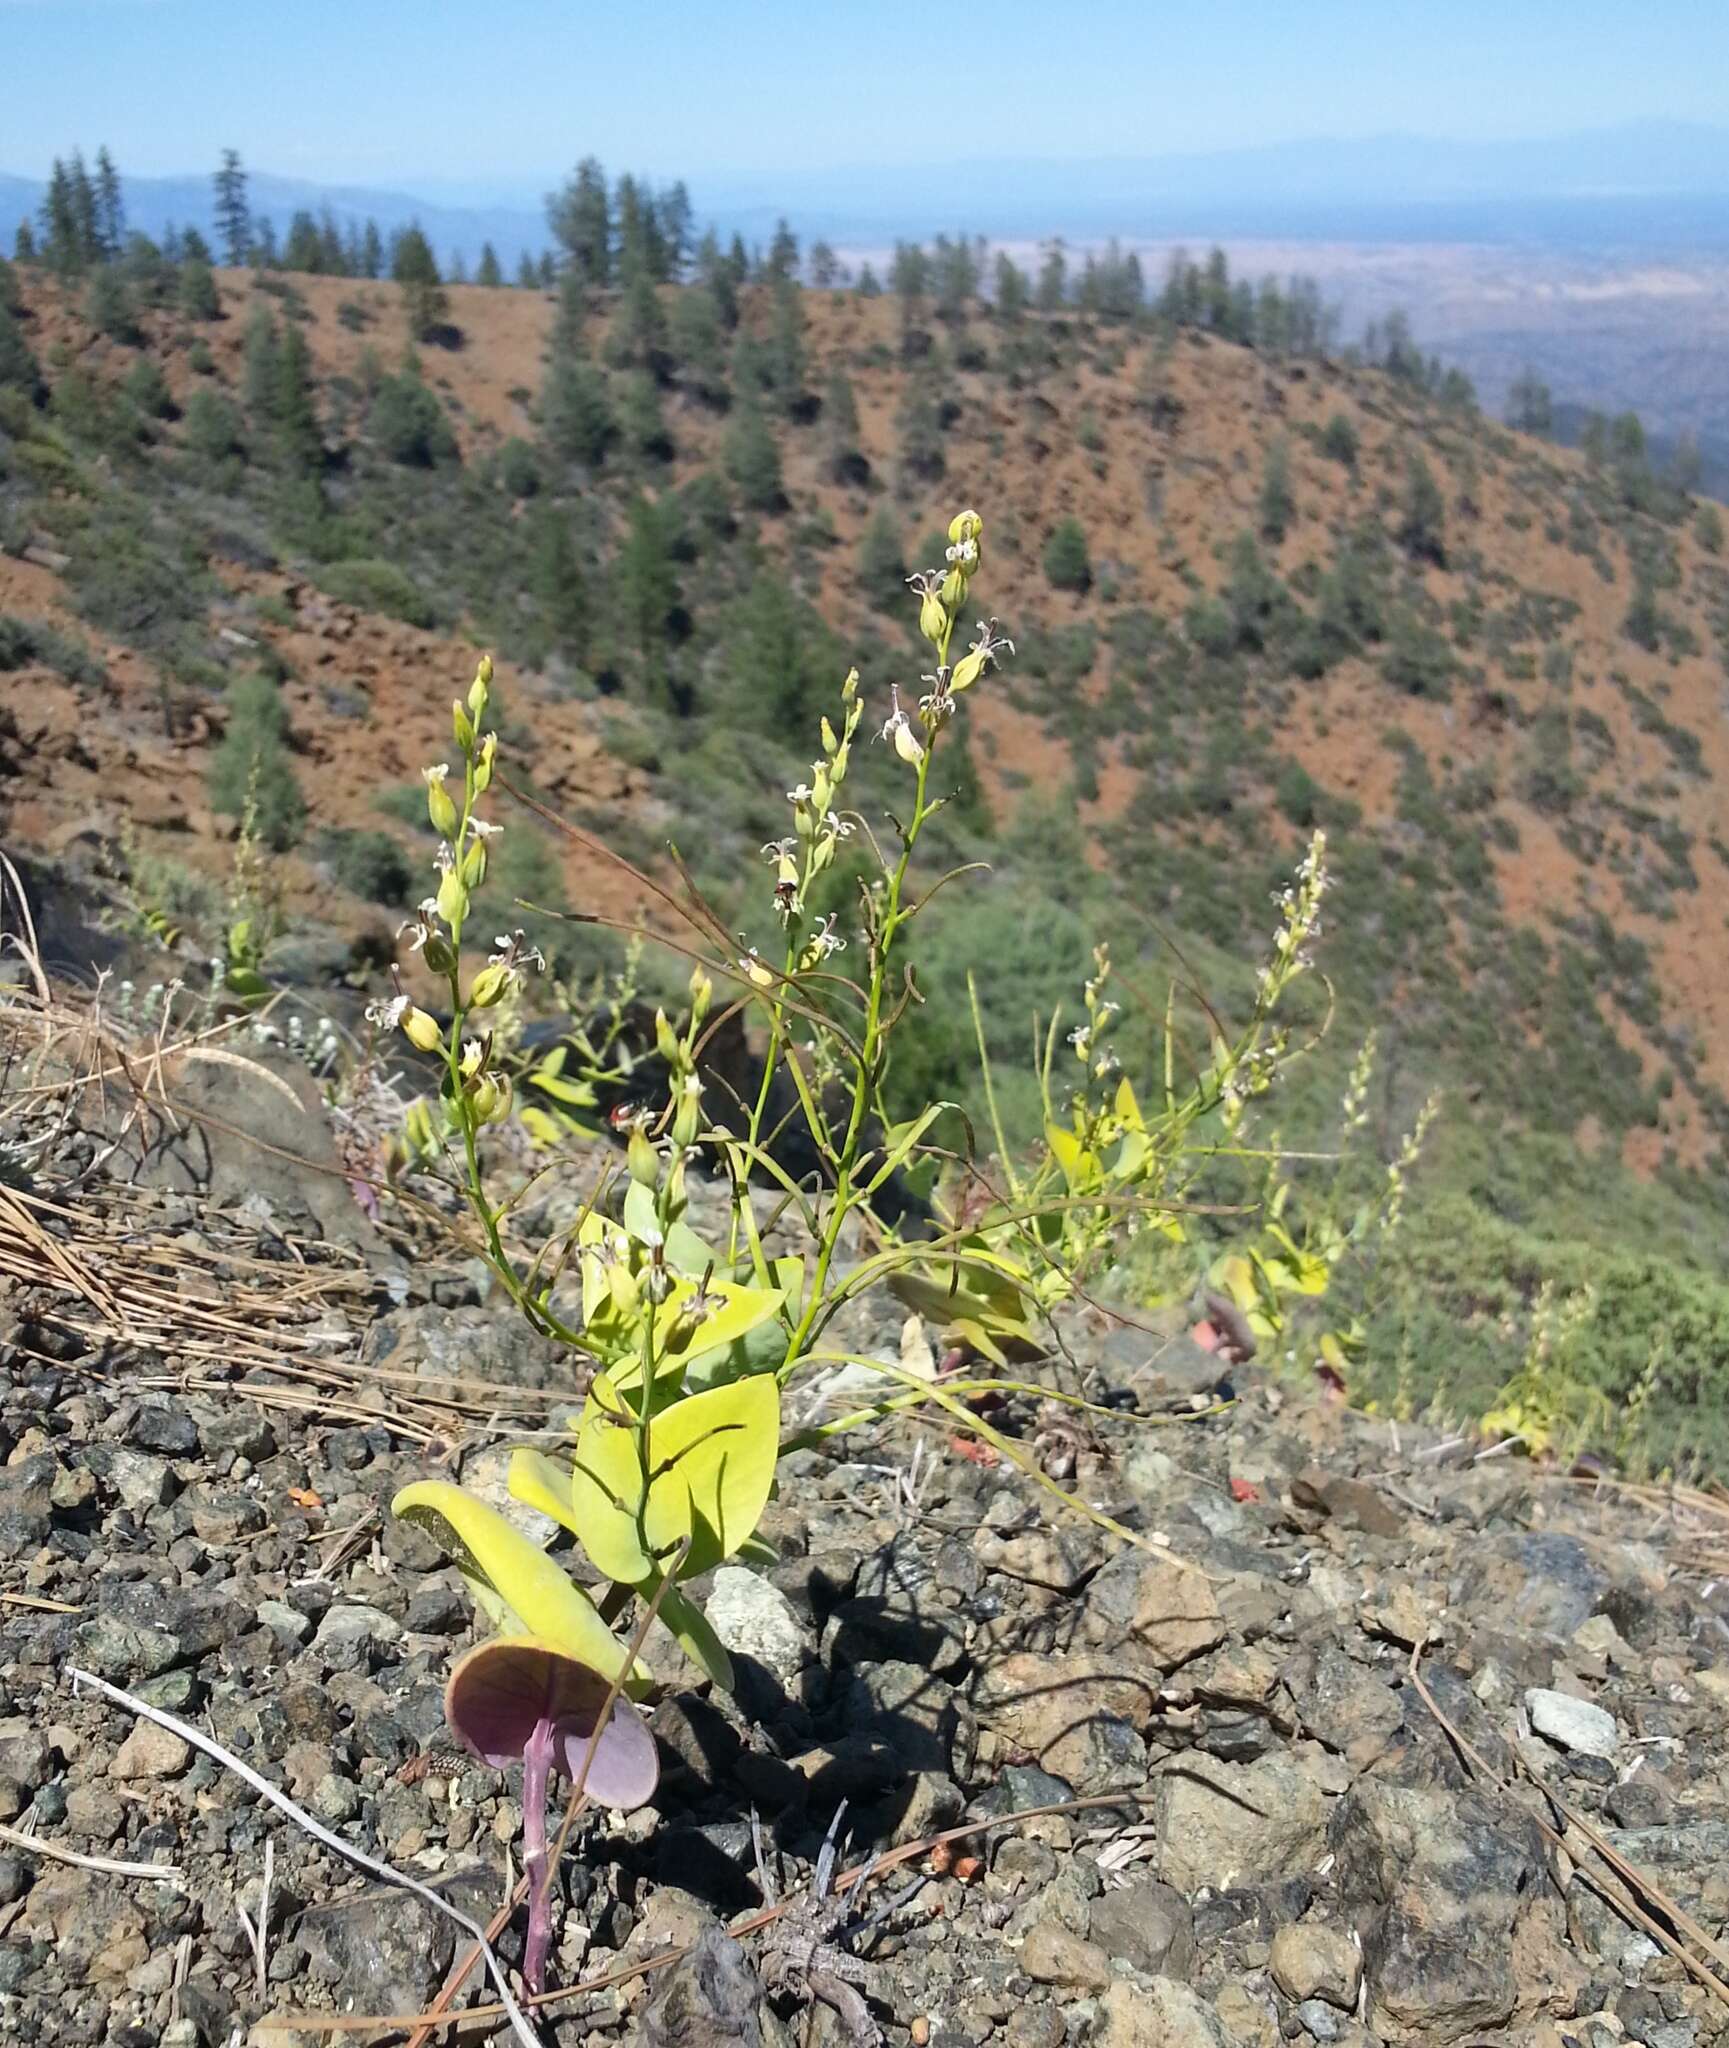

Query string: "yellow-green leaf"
[391, 1479, 648, 1691]
[570, 1372, 780, 1584]
[507, 1448, 583, 1539]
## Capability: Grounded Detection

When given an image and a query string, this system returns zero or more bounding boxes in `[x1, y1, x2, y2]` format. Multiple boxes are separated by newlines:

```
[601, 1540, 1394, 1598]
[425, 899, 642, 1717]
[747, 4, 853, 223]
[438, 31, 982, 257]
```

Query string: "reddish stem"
[521, 1715, 556, 1994]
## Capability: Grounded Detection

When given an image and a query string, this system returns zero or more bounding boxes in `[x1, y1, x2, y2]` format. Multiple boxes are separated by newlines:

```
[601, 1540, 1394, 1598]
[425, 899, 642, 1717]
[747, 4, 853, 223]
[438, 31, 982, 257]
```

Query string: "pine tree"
[610, 262, 665, 371]
[1035, 240, 1067, 312]
[391, 224, 448, 341]
[824, 368, 866, 485]
[94, 148, 125, 261]
[179, 254, 221, 321]
[547, 158, 611, 285]
[516, 251, 541, 290]
[530, 506, 589, 659]
[669, 286, 727, 406]
[1259, 438, 1295, 543]
[213, 150, 250, 267]
[620, 371, 672, 464]
[477, 242, 503, 288]
[659, 181, 692, 281]
[542, 357, 615, 467]
[40, 159, 82, 275]
[0, 303, 44, 402]
[611, 494, 681, 707]
[13, 223, 35, 264]
[766, 218, 799, 284]
[858, 506, 907, 609]
[1398, 453, 1447, 566]
[809, 241, 839, 289]
[273, 321, 323, 472]
[243, 303, 280, 419]
[251, 217, 278, 269]
[766, 278, 807, 413]
[86, 265, 141, 344]
[360, 220, 384, 280]
[67, 153, 100, 270]
[993, 253, 1029, 324]
[284, 211, 323, 273]
[724, 393, 784, 513]
[1506, 368, 1553, 435]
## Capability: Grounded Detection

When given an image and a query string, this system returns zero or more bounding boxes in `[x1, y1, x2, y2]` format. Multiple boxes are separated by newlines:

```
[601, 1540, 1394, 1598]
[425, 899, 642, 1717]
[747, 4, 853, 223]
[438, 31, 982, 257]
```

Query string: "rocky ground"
[3, 981, 1729, 2048]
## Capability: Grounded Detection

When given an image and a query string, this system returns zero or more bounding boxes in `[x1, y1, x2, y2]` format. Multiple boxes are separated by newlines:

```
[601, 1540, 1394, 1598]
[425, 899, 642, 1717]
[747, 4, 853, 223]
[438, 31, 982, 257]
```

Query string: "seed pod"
[401, 1004, 444, 1054]
[467, 962, 510, 1009]
[426, 778, 458, 838]
[948, 647, 987, 693]
[475, 732, 497, 793]
[453, 700, 474, 752]
[628, 1128, 660, 1189]
[918, 590, 948, 644]
[893, 718, 926, 766]
[940, 567, 967, 612]
[437, 867, 468, 928]
[461, 839, 488, 888]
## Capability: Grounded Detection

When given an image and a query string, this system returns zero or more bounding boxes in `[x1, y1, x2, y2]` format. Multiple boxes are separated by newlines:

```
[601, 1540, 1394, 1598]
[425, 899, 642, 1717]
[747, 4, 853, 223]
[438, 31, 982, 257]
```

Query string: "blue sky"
[5, 0, 1729, 188]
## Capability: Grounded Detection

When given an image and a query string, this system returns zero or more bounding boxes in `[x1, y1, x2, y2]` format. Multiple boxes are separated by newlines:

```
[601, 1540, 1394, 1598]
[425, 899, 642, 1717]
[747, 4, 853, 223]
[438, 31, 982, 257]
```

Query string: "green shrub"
[370, 361, 458, 466]
[208, 672, 305, 850]
[322, 827, 417, 905]
[0, 613, 109, 688]
[124, 356, 176, 420]
[1320, 412, 1358, 468]
[319, 559, 439, 630]
[1042, 516, 1092, 592]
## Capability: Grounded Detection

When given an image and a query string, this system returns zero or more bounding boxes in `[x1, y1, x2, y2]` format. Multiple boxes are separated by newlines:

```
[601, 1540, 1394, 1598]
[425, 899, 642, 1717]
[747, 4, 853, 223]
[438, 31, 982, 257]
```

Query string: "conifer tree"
[766, 218, 799, 284]
[179, 253, 221, 320]
[13, 222, 36, 264]
[391, 224, 448, 340]
[1035, 240, 1067, 311]
[516, 251, 541, 289]
[547, 158, 611, 285]
[273, 320, 323, 472]
[1259, 437, 1295, 543]
[659, 181, 692, 281]
[477, 242, 503, 288]
[94, 148, 125, 261]
[669, 286, 727, 407]
[530, 506, 589, 660]
[213, 149, 250, 267]
[724, 391, 784, 512]
[360, 219, 384, 280]
[993, 252, 1029, 324]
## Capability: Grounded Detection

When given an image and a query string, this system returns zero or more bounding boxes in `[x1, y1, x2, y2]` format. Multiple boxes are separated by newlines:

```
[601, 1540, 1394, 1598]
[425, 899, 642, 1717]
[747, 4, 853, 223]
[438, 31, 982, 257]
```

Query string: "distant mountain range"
[9, 120, 1729, 269]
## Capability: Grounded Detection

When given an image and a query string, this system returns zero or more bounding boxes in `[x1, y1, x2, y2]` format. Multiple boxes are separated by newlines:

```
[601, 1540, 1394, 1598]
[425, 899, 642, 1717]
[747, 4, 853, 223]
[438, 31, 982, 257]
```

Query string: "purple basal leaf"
[444, 1635, 660, 1810]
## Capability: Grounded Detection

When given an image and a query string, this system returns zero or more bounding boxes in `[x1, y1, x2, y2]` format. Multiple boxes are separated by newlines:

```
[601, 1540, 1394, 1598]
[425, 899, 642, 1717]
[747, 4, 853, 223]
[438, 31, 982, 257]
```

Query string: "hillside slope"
[3, 260, 1729, 1327]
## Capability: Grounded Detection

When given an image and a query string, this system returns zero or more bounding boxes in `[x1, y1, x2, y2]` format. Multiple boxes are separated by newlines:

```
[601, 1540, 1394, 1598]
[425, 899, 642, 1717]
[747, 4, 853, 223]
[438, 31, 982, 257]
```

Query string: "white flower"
[809, 914, 846, 959]
[366, 994, 410, 1031]
[470, 818, 503, 841]
[787, 782, 815, 805]
[424, 763, 451, 787]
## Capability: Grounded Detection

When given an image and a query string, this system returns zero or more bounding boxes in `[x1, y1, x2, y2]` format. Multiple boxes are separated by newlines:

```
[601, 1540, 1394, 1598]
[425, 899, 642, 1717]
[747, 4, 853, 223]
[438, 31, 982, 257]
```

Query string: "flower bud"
[918, 591, 948, 644]
[437, 867, 469, 928]
[654, 1008, 679, 1063]
[689, 965, 713, 1022]
[671, 1075, 703, 1151]
[820, 717, 838, 754]
[893, 719, 926, 767]
[841, 666, 860, 703]
[427, 782, 458, 838]
[949, 647, 987, 694]
[628, 1127, 660, 1189]
[461, 838, 488, 888]
[468, 962, 510, 1009]
[606, 1259, 641, 1316]
[948, 509, 983, 546]
[475, 732, 497, 793]
[940, 567, 967, 612]
[400, 1004, 444, 1054]
[468, 657, 492, 720]
[453, 699, 474, 752]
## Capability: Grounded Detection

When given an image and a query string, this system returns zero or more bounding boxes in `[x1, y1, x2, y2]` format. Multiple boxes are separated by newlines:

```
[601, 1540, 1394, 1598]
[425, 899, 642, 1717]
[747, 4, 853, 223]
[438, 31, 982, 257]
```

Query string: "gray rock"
[1459, 1533, 1608, 1641]
[1097, 1977, 1243, 2048]
[297, 1889, 456, 2013]
[0, 1455, 54, 1559]
[705, 1566, 811, 1692]
[130, 1403, 199, 1455]
[1269, 1924, 1362, 2009]
[1330, 1781, 1546, 2045]
[1525, 1688, 1620, 1759]
[1089, 1878, 1195, 1979]
[1083, 1552, 1228, 1669]
[313, 1603, 404, 1672]
[643, 1924, 782, 2048]
[1155, 1752, 1331, 1895]
[1022, 1919, 1112, 1991]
